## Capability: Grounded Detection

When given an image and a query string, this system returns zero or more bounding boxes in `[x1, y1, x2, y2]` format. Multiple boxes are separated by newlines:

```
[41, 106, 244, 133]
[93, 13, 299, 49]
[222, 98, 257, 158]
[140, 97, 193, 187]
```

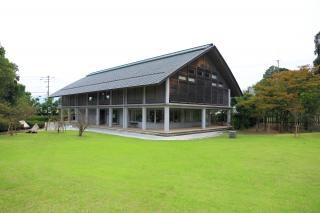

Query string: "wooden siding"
[170, 55, 229, 106]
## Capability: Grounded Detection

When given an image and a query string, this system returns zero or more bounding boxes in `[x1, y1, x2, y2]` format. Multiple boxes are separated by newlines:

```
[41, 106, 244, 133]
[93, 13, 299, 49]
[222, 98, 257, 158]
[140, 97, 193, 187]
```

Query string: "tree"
[236, 66, 320, 134]
[314, 31, 320, 66]
[262, 65, 288, 79]
[0, 45, 35, 133]
[255, 67, 320, 135]
[75, 111, 88, 136]
[32, 97, 59, 116]
[234, 92, 257, 130]
[0, 98, 35, 135]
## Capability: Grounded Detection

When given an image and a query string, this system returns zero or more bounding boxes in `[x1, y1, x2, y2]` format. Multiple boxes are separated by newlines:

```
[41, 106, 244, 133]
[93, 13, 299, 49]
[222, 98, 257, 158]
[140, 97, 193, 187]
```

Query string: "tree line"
[234, 31, 320, 135]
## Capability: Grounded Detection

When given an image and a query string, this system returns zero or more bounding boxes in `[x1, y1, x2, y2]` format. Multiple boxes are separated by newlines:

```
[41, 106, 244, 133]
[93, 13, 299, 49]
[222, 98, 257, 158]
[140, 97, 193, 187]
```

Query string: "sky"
[1, 0, 319, 98]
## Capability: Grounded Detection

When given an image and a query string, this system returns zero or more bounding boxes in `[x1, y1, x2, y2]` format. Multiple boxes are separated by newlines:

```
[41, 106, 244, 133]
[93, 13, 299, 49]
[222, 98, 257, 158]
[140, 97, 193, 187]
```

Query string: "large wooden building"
[51, 44, 242, 133]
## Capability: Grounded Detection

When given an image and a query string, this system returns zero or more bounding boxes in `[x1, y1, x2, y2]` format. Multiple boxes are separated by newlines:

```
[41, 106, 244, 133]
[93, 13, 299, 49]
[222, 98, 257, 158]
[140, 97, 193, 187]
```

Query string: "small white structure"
[19, 120, 30, 129]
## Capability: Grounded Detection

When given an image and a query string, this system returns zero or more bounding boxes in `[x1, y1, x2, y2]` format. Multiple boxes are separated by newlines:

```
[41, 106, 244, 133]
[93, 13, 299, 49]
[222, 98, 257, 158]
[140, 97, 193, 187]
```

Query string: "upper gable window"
[178, 75, 187, 81]
[188, 77, 195, 83]
[212, 74, 217, 80]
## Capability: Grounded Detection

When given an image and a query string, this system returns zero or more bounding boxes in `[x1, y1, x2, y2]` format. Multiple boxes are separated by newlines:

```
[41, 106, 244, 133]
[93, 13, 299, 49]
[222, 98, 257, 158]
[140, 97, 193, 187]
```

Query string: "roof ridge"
[87, 43, 214, 76]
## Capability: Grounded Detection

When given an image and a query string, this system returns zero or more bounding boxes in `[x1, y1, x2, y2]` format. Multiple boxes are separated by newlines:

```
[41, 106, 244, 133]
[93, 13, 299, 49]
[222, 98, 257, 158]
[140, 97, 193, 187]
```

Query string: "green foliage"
[32, 97, 59, 116]
[0, 123, 8, 132]
[0, 45, 35, 133]
[262, 65, 288, 79]
[26, 115, 48, 129]
[0, 46, 25, 105]
[235, 66, 320, 132]
[233, 92, 257, 129]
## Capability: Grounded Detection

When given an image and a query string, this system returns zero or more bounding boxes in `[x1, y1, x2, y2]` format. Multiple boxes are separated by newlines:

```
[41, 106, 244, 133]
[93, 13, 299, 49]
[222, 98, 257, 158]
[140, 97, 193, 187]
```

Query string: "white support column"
[201, 108, 206, 129]
[164, 106, 170, 132]
[123, 107, 128, 128]
[67, 108, 71, 123]
[227, 110, 231, 125]
[85, 108, 88, 123]
[108, 108, 112, 127]
[96, 108, 100, 126]
[74, 108, 78, 121]
[165, 78, 170, 104]
[142, 107, 146, 130]
[60, 108, 64, 122]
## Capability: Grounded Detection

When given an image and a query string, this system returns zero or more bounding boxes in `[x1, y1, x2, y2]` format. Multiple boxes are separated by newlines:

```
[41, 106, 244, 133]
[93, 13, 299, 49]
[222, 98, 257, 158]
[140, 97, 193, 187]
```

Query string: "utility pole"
[276, 59, 280, 71]
[40, 75, 51, 98]
[40, 75, 54, 130]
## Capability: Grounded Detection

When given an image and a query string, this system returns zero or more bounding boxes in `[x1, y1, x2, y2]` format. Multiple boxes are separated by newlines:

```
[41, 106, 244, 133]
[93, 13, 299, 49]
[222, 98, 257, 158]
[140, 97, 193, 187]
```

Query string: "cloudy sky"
[1, 0, 319, 98]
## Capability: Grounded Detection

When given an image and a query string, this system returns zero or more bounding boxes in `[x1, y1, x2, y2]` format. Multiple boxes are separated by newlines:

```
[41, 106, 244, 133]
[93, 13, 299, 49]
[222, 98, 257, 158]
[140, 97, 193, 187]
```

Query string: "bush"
[26, 116, 48, 129]
[0, 122, 8, 132]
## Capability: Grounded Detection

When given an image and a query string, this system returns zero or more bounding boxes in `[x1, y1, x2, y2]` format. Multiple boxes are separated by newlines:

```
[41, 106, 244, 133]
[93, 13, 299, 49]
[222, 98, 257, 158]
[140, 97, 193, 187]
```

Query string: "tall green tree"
[0, 45, 35, 133]
[314, 31, 320, 66]
[262, 65, 288, 79]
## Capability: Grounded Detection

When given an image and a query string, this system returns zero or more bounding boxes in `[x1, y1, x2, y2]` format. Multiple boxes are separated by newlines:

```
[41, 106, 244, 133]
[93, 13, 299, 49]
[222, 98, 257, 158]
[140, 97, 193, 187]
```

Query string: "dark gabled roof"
[51, 44, 242, 97]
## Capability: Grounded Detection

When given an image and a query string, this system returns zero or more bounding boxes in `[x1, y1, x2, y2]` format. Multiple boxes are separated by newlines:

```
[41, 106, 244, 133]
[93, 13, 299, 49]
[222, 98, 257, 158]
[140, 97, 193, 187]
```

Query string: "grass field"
[0, 131, 320, 212]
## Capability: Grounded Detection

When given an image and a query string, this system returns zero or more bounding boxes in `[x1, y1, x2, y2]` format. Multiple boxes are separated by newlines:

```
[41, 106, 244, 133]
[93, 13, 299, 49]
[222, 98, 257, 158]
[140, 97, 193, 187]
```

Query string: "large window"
[147, 109, 163, 123]
[129, 109, 142, 122]
[170, 109, 181, 122]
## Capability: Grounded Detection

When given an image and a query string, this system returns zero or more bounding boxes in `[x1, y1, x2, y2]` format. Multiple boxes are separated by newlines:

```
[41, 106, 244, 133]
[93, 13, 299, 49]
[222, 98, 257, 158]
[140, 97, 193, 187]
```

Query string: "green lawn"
[0, 132, 320, 212]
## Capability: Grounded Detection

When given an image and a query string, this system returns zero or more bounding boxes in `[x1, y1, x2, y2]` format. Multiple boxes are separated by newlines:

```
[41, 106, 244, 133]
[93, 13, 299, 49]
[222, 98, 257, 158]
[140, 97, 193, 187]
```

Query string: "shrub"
[26, 116, 48, 129]
[0, 122, 8, 132]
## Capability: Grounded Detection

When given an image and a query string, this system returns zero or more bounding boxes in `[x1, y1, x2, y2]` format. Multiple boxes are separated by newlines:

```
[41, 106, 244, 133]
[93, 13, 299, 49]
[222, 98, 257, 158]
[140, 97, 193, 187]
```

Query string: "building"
[51, 44, 242, 134]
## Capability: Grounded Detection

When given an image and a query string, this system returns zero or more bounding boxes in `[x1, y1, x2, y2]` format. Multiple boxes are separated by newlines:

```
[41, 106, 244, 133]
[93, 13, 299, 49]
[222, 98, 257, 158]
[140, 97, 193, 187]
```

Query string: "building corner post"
[96, 108, 99, 126]
[142, 107, 146, 130]
[85, 108, 88, 124]
[165, 78, 170, 104]
[164, 106, 170, 132]
[60, 108, 64, 122]
[67, 108, 71, 123]
[108, 108, 113, 127]
[123, 107, 128, 128]
[201, 108, 206, 129]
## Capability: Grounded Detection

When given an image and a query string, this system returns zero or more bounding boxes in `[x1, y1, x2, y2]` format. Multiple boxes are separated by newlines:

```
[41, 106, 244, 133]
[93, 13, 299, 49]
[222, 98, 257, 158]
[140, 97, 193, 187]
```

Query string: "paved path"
[67, 126, 223, 140]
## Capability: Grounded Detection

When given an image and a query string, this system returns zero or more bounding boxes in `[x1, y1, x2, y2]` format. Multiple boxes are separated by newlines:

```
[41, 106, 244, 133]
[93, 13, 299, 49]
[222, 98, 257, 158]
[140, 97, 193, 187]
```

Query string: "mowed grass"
[0, 132, 320, 212]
